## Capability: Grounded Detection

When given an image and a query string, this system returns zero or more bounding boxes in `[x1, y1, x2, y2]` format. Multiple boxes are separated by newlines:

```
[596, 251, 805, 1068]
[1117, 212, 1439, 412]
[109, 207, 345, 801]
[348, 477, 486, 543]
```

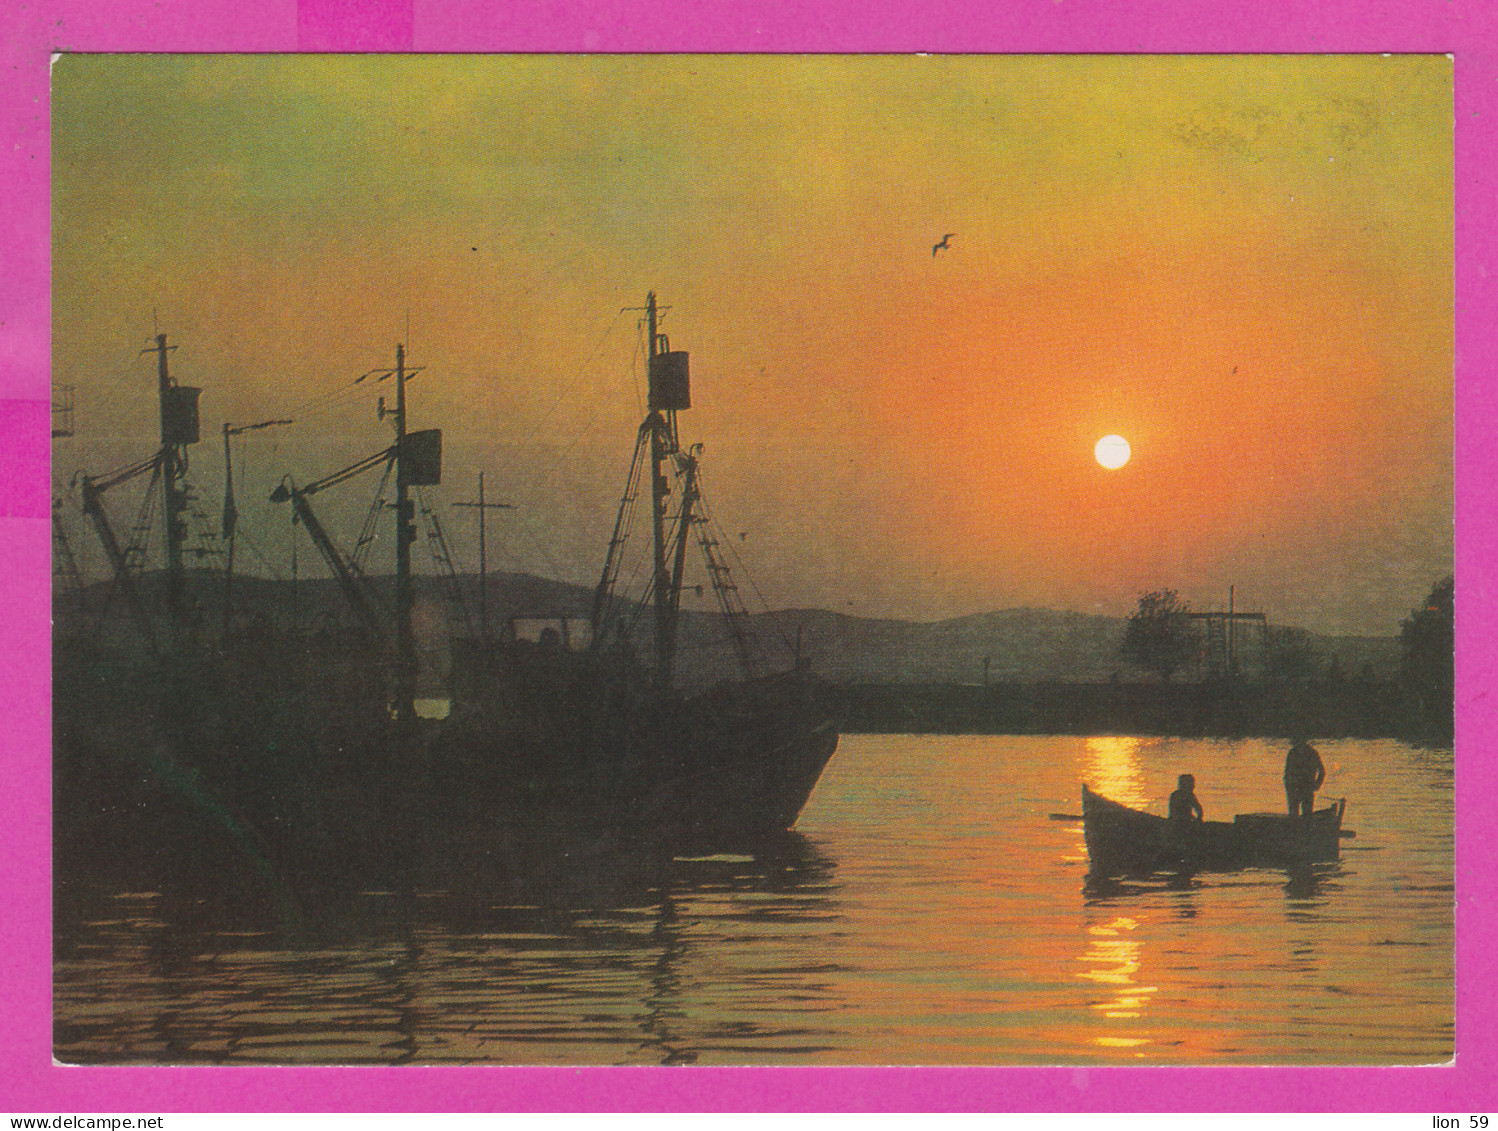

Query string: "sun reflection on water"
[1079, 915, 1158, 1053]
[1083, 736, 1149, 807]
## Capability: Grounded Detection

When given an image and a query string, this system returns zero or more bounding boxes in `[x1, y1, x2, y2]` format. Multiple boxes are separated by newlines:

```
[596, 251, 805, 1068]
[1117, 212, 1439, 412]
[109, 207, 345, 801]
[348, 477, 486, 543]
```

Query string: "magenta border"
[4, 0, 1490, 1113]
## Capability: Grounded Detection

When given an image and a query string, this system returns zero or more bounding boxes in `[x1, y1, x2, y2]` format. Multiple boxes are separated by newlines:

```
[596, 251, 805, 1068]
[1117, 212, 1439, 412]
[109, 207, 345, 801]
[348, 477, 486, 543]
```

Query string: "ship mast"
[392, 343, 417, 724]
[270, 343, 437, 723]
[646, 294, 673, 683]
[452, 471, 513, 642]
[222, 417, 291, 636]
[642, 292, 696, 688]
[143, 334, 197, 631]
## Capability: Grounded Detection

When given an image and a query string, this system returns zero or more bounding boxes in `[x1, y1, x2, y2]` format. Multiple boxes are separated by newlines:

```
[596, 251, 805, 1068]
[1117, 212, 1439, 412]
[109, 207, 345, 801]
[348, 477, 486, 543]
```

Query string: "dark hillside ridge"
[55, 568, 1400, 690]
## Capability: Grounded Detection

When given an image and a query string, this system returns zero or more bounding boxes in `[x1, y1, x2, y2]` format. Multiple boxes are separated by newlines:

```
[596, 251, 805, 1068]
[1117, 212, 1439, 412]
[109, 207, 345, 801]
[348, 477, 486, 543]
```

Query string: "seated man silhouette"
[1169, 773, 1204, 827]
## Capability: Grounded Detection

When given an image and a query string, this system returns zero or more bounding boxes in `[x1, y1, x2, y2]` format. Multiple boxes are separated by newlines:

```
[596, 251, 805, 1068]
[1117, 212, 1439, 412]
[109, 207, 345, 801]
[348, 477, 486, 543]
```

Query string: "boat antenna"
[222, 417, 293, 636]
[451, 471, 513, 642]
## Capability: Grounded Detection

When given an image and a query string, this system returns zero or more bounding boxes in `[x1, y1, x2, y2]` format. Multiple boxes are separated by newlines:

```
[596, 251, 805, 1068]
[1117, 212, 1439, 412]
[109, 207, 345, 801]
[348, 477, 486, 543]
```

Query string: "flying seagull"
[932, 233, 956, 256]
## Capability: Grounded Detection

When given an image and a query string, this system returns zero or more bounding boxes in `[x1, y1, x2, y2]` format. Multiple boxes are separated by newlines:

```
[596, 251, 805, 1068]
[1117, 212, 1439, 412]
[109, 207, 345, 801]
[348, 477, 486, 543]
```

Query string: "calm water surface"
[54, 734, 1453, 1065]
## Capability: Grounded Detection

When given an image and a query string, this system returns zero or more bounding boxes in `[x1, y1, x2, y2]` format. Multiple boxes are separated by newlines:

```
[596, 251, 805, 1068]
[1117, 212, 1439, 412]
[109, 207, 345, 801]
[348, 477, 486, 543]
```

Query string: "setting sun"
[1095, 434, 1131, 470]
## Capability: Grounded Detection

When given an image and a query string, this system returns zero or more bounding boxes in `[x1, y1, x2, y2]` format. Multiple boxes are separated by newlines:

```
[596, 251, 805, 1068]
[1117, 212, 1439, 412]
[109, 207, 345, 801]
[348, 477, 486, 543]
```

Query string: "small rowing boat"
[1081, 784, 1346, 876]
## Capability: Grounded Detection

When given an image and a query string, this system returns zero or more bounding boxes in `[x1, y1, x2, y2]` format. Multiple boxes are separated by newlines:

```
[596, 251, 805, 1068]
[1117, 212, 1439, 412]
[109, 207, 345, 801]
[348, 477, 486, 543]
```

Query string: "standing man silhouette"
[1283, 735, 1326, 818]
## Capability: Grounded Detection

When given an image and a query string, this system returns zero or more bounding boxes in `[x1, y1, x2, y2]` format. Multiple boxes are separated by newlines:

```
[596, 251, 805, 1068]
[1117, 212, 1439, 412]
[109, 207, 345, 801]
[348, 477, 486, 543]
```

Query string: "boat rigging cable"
[590, 430, 782, 680]
[416, 484, 477, 641]
[351, 457, 396, 574]
[590, 421, 651, 643]
[91, 463, 162, 636]
[582, 297, 812, 680]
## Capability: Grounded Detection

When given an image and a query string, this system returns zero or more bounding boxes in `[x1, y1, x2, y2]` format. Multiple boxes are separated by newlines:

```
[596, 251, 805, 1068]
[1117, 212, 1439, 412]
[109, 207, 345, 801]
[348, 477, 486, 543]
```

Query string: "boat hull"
[56, 621, 841, 893]
[1081, 784, 1344, 876]
[430, 649, 841, 847]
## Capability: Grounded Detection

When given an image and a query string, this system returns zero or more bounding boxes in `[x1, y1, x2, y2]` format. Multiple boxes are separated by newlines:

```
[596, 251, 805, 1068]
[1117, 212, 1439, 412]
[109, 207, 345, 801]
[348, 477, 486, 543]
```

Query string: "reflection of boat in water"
[54, 828, 844, 1065]
[55, 295, 838, 890]
[1081, 784, 1346, 876]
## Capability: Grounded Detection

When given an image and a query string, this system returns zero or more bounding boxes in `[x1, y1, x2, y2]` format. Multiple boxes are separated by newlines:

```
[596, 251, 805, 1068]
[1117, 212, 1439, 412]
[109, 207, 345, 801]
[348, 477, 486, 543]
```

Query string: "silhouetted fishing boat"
[56, 297, 839, 886]
[1081, 784, 1346, 876]
[55, 333, 412, 885]
[433, 293, 838, 845]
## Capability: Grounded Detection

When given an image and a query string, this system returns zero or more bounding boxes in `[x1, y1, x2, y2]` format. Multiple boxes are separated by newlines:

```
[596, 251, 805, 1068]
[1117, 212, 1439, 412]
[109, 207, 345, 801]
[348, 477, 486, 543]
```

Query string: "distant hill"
[54, 568, 1401, 689]
[743, 606, 1128, 684]
[735, 606, 1398, 687]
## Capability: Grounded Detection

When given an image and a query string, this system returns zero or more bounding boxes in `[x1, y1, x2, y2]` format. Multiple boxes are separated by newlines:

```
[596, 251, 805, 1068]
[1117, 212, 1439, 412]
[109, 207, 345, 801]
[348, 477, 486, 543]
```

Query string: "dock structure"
[1186, 606, 1269, 680]
[1179, 585, 1269, 681]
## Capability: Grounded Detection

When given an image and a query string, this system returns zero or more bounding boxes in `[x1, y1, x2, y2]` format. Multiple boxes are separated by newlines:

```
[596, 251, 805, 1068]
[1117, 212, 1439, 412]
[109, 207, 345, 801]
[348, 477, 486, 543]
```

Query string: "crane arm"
[89, 450, 164, 495]
[299, 447, 396, 497]
[79, 473, 160, 651]
[281, 489, 389, 650]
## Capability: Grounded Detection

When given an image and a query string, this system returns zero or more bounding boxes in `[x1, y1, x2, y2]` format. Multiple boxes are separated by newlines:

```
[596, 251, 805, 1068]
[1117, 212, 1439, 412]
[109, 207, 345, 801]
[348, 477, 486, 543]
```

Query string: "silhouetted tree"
[1399, 575, 1454, 741]
[1121, 589, 1196, 682]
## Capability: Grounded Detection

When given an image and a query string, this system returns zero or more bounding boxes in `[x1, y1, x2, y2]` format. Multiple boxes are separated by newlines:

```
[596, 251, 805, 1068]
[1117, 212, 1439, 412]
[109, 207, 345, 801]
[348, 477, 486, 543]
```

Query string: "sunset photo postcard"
[2, 0, 1494, 1116]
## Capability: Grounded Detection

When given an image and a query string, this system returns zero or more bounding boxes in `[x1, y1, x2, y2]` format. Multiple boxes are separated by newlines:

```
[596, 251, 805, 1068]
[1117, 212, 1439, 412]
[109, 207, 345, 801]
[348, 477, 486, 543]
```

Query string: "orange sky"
[51, 54, 1452, 634]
